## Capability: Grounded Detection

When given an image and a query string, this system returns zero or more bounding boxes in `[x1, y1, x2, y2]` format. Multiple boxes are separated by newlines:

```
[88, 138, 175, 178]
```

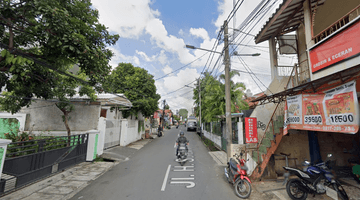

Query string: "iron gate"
[0, 134, 88, 195]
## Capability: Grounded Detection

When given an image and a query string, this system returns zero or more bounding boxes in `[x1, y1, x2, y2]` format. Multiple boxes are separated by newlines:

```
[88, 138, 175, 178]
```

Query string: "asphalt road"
[70, 126, 270, 200]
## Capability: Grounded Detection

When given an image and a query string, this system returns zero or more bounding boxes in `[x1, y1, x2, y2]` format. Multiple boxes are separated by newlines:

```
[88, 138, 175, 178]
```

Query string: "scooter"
[283, 154, 348, 200]
[176, 143, 188, 166]
[224, 150, 252, 198]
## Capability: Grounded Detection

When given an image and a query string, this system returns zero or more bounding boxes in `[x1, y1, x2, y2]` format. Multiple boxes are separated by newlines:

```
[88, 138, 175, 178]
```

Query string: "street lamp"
[186, 21, 260, 161]
[185, 45, 222, 54]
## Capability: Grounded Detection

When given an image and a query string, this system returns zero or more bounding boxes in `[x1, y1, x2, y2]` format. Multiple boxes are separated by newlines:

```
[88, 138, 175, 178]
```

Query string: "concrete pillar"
[0, 139, 12, 180]
[86, 130, 99, 162]
[120, 120, 128, 146]
[269, 37, 278, 82]
[303, 0, 315, 80]
[238, 118, 244, 144]
[97, 117, 106, 155]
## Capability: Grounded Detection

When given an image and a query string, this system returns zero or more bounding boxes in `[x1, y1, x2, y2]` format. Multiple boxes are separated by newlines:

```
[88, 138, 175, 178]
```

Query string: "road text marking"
[161, 165, 171, 191]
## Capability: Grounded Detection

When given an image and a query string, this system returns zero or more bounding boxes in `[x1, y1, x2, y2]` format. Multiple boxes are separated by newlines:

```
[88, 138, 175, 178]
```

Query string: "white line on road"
[171, 178, 194, 180]
[161, 165, 171, 192]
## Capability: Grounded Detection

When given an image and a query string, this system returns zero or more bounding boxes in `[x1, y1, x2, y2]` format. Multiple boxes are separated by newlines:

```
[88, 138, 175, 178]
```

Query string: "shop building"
[248, 0, 360, 180]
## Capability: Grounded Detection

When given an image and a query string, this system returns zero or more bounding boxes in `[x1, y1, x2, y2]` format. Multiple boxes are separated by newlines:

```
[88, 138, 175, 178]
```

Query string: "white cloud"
[136, 50, 155, 62]
[92, 0, 159, 39]
[157, 50, 168, 65]
[190, 28, 210, 41]
[162, 65, 172, 74]
[155, 68, 200, 112]
[108, 47, 140, 68]
[91, 0, 198, 66]
[178, 29, 185, 36]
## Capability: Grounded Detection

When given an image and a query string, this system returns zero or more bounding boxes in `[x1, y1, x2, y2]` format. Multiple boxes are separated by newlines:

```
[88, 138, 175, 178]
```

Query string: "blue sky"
[90, 0, 292, 113]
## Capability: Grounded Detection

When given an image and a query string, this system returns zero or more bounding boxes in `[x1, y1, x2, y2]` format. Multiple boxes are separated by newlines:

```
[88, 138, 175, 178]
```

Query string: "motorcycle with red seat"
[224, 150, 252, 198]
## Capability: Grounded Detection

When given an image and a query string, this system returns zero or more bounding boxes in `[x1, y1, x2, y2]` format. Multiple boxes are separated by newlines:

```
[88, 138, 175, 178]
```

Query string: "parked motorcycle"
[176, 143, 188, 166]
[283, 154, 348, 200]
[157, 130, 163, 137]
[224, 150, 252, 198]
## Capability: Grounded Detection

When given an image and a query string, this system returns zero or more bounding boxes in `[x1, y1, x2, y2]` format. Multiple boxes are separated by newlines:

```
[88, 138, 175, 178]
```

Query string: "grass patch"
[198, 135, 218, 151]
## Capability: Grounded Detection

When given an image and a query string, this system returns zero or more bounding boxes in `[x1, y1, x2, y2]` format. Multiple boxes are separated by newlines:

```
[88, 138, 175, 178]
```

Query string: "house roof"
[255, 0, 325, 44]
[69, 93, 132, 107]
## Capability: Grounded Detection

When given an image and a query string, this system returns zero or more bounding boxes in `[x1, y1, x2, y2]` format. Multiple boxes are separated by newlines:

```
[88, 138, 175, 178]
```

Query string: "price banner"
[284, 81, 359, 134]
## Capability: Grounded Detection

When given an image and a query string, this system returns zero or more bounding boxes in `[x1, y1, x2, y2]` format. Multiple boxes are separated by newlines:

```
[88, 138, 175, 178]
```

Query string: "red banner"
[245, 117, 258, 143]
[309, 20, 360, 73]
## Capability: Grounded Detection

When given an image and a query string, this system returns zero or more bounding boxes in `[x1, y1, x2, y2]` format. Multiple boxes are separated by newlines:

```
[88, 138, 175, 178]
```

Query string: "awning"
[255, 0, 325, 44]
[252, 65, 360, 105]
[215, 113, 244, 119]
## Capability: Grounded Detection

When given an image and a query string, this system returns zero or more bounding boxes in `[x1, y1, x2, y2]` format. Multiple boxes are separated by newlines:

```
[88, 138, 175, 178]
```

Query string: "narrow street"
[70, 127, 272, 200]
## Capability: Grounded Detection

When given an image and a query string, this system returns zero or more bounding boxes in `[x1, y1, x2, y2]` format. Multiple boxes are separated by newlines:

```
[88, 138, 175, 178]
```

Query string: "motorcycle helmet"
[180, 131, 185, 136]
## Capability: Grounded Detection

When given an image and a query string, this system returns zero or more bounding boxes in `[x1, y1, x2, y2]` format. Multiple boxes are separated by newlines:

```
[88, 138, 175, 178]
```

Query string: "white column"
[303, 0, 315, 48]
[269, 37, 278, 81]
[86, 130, 99, 161]
[0, 139, 12, 180]
[303, 0, 315, 80]
[97, 117, 106, 155]
[120, 120, 128, 146]
[238, 118, 244, 144]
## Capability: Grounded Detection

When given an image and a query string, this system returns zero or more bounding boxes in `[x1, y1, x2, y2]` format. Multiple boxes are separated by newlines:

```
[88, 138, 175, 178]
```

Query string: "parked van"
[187, 118, 197, 131]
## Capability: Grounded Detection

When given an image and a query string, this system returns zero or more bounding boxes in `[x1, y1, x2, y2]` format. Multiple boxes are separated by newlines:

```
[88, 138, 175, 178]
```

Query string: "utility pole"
[198, 79, 202, 136]
[162, 99, 166, 129]
[224, 20, 232, 161]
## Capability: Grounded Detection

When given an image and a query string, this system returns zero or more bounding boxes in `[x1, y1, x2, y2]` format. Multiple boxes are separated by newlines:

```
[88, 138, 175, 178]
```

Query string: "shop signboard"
[284, 81, 359, 134]
[309, 19, 360, 73]
[245, 117, 258, 143]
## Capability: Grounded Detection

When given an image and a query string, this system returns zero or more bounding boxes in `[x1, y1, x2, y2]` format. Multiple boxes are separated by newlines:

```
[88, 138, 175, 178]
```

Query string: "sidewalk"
[207, 150, 360, 200]
[1, 138, 154, 200]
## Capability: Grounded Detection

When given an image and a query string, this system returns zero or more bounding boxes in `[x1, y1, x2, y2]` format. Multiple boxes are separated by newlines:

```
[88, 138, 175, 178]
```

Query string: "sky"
[90, 0, 295, 114]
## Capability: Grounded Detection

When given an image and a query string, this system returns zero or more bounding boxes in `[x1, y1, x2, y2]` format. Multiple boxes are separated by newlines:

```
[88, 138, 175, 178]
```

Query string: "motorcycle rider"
[158, 125, 163, 136]
[176, 131, 189, 157]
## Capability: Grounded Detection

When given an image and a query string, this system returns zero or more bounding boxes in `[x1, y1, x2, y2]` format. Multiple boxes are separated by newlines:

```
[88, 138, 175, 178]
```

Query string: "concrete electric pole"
[224, 20, 232, 161]
[198, 79, 202, 136]
[162, 99, 166, 128]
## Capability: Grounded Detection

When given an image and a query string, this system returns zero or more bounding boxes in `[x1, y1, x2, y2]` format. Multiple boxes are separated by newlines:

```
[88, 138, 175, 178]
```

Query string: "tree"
[0, 0, 119, 136]
[173, 115, 180, 121]
[193, 71, 248, 122]
[178, 109, 188, 120]
[104, 63, 160, 118]
[165, 104, 170, 110]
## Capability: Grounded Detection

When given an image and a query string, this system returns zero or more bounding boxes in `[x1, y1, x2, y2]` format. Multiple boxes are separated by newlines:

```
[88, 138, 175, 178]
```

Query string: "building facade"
[249, 0, 360, 180]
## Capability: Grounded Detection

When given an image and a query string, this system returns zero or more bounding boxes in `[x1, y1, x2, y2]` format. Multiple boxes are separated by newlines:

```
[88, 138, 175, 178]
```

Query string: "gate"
[0, 134, 88, 195]
[104, 119, 121, 149]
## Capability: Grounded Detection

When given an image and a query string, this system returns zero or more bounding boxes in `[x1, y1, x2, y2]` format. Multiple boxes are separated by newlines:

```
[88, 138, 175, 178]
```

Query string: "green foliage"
[5, 131, 83, 157]
[193, 71, 249, 122]
[0, 0, 119, 113]
[4, 131, 33, 142]
[173, 115, 180, 121]
[178, 109, 188, 120]
[201, 136, 218, 151]
[138, 120, 145, 133]
[104, 63, 161, 118]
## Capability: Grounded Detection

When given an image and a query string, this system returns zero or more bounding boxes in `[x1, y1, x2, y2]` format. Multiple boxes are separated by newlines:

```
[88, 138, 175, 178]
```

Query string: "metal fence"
[1, 134, 88, 195]
[212, 122, 222, 136]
